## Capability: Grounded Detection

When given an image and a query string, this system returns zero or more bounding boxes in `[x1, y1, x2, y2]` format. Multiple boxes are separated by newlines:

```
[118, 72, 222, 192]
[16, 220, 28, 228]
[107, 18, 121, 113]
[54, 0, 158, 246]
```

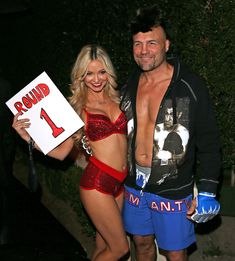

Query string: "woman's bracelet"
[81, 135, 92, 155]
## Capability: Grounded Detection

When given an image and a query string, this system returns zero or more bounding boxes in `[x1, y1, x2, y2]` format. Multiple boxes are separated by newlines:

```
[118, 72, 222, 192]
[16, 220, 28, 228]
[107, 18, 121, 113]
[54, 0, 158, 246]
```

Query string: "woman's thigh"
[80, 188, 127, 248]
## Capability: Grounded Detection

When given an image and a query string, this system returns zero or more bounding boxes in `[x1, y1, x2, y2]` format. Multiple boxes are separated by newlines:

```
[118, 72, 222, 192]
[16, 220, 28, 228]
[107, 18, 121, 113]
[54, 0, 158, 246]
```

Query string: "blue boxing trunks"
[123, 184, 196, 251]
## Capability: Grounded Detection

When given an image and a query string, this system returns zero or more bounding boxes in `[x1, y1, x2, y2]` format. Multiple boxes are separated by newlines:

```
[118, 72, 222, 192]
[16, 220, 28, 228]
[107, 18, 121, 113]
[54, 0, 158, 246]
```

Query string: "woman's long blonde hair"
[69, 44, 120, 143]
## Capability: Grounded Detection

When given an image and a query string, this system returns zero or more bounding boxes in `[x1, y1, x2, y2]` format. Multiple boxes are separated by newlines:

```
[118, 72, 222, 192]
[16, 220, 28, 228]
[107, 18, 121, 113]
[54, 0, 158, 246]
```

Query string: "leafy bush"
[3, 0, 234, 228]
[7, 0, 232, 168]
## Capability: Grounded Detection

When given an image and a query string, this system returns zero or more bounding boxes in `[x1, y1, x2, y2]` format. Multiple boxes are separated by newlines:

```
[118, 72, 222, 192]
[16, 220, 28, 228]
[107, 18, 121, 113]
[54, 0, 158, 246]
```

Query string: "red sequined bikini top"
[83, 108, 127, 141]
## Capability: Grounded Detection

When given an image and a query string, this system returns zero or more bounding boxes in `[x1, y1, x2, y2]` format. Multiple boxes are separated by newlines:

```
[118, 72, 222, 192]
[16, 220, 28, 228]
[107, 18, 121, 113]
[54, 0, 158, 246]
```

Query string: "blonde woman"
[12, 44, 129, 261]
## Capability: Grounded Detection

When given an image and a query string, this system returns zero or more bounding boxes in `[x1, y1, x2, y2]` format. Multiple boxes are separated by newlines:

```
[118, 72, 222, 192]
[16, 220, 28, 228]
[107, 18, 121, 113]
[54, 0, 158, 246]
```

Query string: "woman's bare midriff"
[90, 134, 127, 172]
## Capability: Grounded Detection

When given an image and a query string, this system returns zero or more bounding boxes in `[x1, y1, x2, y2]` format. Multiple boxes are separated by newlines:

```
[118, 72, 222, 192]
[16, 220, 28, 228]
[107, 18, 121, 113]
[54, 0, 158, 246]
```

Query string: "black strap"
[28, 138, 38, 192]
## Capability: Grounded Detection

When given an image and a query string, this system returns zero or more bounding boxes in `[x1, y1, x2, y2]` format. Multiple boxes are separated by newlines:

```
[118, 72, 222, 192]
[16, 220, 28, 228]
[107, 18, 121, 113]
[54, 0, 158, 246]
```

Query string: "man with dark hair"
[120, 5, 221, 261]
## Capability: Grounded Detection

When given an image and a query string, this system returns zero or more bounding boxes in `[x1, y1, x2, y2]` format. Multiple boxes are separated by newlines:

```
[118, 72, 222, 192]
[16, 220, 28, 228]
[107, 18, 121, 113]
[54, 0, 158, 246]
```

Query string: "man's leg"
[160, 249, 188, 261]
[123, 186, 156, 261]
[133, 234, 156, 261]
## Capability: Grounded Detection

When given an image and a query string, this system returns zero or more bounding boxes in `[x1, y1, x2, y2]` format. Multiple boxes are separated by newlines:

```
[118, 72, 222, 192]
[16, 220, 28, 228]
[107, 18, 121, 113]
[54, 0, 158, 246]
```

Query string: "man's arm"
[189, 80, 221, 223]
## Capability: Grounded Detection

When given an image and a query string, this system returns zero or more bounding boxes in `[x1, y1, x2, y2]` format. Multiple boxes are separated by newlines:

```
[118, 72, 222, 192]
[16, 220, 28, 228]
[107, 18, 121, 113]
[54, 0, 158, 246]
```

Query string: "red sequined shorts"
[80, 156, 127, 197]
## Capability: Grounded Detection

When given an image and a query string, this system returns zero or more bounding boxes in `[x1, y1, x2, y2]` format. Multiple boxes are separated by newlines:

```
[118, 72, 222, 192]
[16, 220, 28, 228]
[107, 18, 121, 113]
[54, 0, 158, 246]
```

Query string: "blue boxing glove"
[190, 192, 220, 223]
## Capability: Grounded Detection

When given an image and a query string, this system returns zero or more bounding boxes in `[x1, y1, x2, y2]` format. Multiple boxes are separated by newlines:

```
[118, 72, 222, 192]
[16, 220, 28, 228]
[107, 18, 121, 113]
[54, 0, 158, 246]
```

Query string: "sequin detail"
[84, 109, 127, 141]
[80, 156, 127, 197]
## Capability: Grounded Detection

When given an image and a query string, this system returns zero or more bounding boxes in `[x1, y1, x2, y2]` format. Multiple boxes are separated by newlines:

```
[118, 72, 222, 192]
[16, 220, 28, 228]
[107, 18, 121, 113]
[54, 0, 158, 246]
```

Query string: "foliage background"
[1, 0, 234, 231]
[1, 0, 234, 167]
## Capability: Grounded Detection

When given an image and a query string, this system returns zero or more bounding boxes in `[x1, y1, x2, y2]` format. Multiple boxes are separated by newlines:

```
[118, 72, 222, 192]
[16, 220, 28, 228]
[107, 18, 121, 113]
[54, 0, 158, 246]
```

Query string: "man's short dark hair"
[130, 5, 170, 39]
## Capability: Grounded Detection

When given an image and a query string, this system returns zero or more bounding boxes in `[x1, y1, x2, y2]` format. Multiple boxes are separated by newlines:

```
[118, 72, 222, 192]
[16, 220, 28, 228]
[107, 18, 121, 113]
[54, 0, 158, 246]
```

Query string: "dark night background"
[0, 0, 234, 170]
[0, 0, 234, 260]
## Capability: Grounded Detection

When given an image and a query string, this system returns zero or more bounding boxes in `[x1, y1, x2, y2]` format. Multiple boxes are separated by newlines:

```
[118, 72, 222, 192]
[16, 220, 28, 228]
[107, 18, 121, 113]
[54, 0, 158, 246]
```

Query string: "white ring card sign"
[6, 71, 84, 155]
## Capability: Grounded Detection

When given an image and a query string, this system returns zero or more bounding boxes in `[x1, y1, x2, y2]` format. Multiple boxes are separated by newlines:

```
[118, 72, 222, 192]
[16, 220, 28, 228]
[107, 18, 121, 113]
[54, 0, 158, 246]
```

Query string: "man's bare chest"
[136, 85, 168, 123]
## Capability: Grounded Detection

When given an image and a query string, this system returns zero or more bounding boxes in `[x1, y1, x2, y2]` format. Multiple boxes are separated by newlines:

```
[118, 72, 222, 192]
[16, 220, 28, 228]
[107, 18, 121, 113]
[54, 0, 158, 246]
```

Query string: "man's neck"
[141, 62, 173, 85]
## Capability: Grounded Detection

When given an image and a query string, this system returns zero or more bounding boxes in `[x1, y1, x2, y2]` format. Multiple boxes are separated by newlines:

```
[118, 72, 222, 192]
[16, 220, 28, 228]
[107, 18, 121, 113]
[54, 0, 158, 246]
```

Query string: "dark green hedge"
[1, 0, 234, 225]
[2, 0, 234, 168]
